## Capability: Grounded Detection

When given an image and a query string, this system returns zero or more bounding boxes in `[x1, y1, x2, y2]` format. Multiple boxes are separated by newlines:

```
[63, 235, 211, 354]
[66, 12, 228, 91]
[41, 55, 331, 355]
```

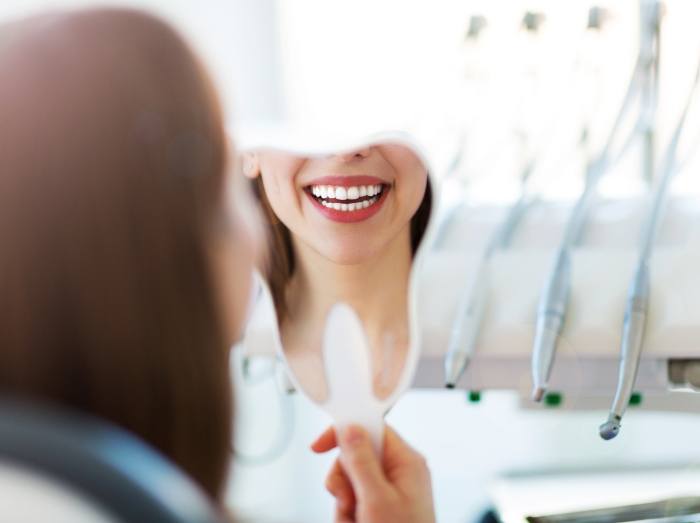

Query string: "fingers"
[383, 425, 421, 467]
[381, 426, 432, 499]
[311, 426, 337, 453]
[338, 425, 390, 502]
[314, 424, 424, 472]
[325, 459, 354, 503]
[334, 502, 354, 523]
[325, 459, 355, 521]
[320, 424, 435, 523]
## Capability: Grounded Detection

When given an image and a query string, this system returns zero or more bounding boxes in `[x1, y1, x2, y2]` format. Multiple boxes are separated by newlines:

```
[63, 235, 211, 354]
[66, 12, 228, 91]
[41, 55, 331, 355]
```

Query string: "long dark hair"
[0, 9, 232, 500]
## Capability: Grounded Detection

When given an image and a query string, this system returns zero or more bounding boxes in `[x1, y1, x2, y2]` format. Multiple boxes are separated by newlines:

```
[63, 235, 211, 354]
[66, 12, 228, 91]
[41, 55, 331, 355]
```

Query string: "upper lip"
[302, 175, 388, 188]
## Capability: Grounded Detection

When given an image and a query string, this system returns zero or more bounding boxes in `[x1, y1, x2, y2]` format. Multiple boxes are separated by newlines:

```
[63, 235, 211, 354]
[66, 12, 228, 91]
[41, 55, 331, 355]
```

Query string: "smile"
[303, 178, 390, 223]
[310, 184, 385, 211]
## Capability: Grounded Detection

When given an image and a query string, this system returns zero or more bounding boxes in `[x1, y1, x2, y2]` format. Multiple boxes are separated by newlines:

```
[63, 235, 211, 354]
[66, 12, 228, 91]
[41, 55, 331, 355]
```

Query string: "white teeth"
[310, 184, 383, 199]
[319, 195, 380, 211]
[309, 183, 384, 212]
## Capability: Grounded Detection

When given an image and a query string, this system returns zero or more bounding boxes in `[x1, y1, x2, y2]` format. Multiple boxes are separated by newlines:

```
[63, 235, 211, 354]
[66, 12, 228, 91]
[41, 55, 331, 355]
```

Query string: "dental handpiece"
[600, 52, 700, 439]
[531, 247, 571, 401]
[530, 176, 599, 401]
[444, 259, 488, 388]
[444, 193, 532, 388]
[600, 166, 672, 439]
[599, 261, 649, 440]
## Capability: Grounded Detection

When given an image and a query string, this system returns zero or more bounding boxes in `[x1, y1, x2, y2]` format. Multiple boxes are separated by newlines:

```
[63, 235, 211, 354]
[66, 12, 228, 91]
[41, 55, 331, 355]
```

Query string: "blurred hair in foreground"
[0, 7, 232, 500]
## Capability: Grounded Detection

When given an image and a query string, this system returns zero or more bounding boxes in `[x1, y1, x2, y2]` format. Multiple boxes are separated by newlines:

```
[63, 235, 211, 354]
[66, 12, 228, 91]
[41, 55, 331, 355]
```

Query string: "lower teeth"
[320, 196, 378, 211]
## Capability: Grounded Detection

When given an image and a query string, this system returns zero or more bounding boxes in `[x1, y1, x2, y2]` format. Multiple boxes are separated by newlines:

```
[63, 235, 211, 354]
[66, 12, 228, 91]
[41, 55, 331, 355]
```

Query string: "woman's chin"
[316, 244, 382, 266]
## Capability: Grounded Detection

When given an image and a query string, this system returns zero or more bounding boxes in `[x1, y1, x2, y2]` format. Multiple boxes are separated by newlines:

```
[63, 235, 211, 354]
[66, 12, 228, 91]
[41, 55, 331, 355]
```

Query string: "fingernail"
[342, 425, 365, 447]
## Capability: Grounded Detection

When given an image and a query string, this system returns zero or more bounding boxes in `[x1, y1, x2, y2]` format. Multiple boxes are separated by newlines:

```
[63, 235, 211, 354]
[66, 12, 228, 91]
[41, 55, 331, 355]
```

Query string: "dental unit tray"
[412, 194, 700, 408]
[490, 465, 700, 523]
[526, 497, 700, 523]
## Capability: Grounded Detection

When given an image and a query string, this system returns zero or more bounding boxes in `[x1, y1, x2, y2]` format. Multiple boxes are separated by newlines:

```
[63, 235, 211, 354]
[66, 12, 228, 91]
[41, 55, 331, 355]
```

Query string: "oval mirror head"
[242, 140, 433, 416]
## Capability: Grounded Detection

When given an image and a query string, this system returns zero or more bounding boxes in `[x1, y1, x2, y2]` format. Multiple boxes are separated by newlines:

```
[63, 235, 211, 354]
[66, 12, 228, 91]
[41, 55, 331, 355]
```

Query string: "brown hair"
[254, 170, 432, 322]
[0, 9, 232, 500]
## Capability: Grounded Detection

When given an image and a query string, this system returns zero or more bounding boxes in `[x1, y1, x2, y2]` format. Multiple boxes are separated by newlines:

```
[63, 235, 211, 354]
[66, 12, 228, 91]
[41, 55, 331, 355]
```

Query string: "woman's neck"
[283, 226, 413, 353]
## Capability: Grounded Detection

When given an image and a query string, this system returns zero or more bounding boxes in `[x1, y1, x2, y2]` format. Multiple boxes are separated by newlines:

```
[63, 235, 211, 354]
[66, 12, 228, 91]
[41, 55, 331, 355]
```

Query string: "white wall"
[0, 0, 284, 126]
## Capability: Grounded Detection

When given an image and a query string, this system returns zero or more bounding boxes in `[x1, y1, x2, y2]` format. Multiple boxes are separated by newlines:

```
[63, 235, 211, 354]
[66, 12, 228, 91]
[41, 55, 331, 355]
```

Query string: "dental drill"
[599, 53, 700, 440]
[531, 1, 661, 401]
[444, 164, 535, 388]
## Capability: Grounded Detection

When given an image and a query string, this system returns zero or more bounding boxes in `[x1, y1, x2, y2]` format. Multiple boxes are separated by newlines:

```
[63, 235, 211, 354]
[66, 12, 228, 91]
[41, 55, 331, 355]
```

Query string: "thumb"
[338, 425, 390, 501]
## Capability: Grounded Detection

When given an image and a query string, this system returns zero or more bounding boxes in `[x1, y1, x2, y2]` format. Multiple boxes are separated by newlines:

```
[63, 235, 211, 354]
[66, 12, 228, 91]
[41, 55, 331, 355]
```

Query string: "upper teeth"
[310, 184, 382, 200]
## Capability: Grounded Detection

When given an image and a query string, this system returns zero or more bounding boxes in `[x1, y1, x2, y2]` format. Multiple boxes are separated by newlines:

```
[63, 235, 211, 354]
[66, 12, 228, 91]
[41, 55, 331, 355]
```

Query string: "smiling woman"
[242, 142, 431, 402]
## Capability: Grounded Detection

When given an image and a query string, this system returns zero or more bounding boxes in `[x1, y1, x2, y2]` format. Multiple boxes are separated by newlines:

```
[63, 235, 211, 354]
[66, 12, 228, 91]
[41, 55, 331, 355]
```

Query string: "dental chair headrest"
[0, 401, 227, 523]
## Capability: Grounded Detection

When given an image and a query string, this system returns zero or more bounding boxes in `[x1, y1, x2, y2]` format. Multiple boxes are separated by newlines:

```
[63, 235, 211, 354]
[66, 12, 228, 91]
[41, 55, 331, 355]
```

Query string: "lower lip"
[305, 188, 389, 223]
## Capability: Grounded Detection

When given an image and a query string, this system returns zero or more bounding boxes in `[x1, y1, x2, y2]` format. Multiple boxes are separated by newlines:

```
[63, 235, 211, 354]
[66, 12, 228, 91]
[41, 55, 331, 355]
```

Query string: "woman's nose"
[334, 146, 372, 162]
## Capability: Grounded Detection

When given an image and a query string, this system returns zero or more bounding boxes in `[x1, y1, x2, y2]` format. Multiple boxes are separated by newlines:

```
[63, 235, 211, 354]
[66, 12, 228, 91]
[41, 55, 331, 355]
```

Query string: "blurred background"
[3, 1, 700, 522]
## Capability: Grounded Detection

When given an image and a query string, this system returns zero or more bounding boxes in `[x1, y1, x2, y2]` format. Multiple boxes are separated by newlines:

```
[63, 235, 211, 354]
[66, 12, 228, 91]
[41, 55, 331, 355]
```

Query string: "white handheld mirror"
[322, 303, 384, 453]
[240, 133, 435, 453]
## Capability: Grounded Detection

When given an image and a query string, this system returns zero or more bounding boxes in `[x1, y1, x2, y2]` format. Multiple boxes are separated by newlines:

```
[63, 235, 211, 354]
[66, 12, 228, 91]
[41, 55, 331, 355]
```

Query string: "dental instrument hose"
[600, 53, 700, 440]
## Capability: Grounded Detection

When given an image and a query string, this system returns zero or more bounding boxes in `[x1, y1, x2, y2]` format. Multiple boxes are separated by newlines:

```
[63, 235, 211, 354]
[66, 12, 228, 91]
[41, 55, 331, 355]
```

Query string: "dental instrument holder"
[321, 303, 387, 456]
[530, 1, 662, 401]
[600, 50, 700, 439]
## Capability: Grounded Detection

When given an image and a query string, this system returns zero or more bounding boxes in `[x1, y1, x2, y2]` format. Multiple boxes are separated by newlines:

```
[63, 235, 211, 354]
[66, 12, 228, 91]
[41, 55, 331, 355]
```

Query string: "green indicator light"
[544, 392, 562, 407]
[468, 391, 481, 403]
[629, 392, 643, 406]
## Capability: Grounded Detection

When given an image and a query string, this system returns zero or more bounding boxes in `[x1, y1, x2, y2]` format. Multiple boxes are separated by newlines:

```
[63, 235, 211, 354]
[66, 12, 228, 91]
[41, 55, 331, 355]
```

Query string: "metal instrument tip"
[532, 386, 546, 402]
[599, 414, 622, 440]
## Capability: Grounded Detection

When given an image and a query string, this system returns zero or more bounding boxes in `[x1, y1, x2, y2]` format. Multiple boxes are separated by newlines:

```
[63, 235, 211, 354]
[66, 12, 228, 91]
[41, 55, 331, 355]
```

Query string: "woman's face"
[248, 144, 428, 264]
